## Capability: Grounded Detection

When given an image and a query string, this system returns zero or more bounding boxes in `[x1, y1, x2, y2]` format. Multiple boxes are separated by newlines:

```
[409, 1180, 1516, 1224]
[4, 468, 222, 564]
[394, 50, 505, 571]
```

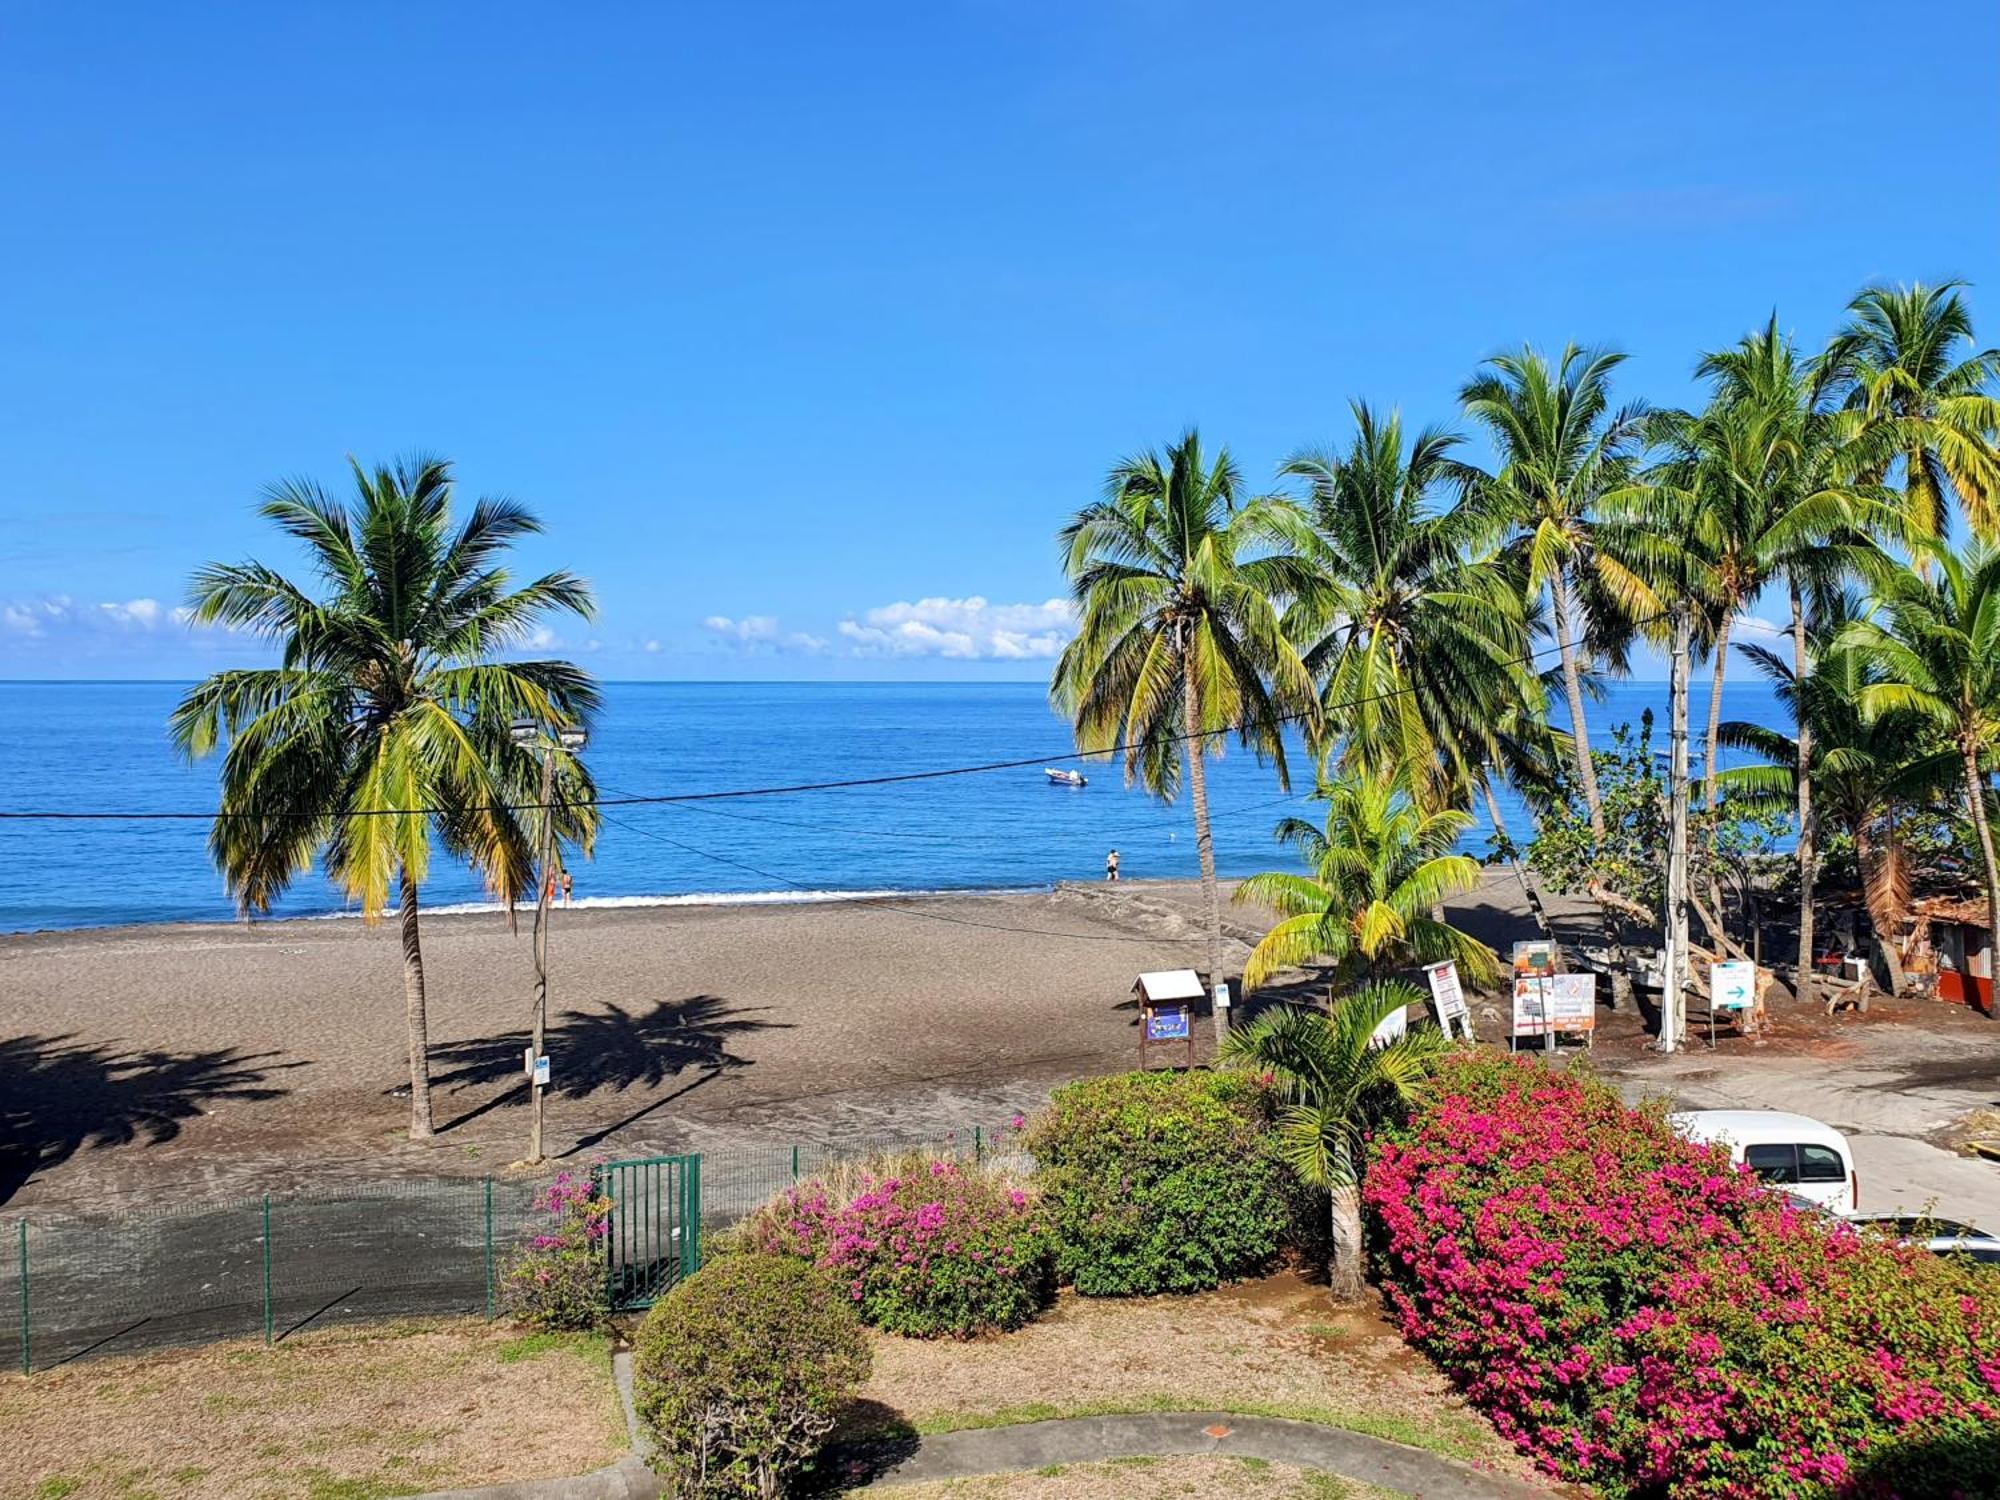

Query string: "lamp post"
[510, 715, 587, 1165]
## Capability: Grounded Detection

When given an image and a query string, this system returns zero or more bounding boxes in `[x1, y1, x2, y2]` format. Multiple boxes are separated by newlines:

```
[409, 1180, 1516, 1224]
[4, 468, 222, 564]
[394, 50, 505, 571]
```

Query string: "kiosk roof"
[1134, 969, 1205, 1003]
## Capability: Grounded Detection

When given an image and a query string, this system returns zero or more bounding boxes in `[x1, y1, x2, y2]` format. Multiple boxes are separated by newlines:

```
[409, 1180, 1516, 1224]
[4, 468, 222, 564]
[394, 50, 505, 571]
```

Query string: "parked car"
[1849, 1212, 2000, 1266]
[1668, 1109, 1858, 1213]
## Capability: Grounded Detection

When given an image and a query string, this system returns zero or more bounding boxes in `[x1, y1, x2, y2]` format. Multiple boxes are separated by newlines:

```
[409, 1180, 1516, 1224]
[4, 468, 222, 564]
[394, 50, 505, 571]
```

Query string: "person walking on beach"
[561, 871, 573, 908]
[1106, 849, 1120, 882]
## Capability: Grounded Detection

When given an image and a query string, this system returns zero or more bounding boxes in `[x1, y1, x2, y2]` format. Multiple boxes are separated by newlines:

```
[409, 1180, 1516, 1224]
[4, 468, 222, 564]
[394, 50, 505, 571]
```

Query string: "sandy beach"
[11, 864, 2000, 1240]
[6, 876, 1422, 1213]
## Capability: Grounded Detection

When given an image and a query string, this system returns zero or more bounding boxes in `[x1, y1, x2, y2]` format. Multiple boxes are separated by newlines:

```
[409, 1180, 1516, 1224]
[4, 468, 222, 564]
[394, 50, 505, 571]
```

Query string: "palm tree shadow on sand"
[0, 1034, 300, 1208]
[423, 995, 787, 1144]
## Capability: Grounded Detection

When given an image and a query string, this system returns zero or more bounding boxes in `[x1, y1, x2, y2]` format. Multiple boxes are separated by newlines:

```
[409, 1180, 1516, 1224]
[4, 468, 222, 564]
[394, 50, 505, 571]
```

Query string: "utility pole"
[1661, 604, 1692, 1053]
[510, 716, 587, 1166]
[528, 745, 556, 1164]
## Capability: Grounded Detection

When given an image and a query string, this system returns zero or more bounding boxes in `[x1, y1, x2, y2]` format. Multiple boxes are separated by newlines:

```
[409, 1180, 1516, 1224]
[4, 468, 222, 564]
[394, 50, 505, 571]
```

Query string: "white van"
[1669, 1109, 1858, 1214]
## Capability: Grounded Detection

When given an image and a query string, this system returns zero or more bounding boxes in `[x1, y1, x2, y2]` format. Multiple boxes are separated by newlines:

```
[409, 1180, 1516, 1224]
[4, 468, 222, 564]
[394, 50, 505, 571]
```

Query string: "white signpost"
[1425, 960, 1475, 1040]
[1711, 960, 1757, 1011]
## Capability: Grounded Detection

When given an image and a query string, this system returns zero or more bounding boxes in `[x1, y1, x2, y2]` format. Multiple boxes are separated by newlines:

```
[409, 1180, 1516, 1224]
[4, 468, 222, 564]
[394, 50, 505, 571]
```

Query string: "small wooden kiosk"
[1134, 969, 1203, 1070]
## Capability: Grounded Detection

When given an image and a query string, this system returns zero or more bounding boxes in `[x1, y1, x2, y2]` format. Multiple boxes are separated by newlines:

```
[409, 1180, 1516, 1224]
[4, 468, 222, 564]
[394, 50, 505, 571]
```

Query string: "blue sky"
[3, 0, 1995, 681]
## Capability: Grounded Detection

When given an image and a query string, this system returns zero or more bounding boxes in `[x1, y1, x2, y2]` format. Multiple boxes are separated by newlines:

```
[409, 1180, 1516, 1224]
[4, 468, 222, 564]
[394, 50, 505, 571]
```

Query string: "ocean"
[0, 679, 1791, 933]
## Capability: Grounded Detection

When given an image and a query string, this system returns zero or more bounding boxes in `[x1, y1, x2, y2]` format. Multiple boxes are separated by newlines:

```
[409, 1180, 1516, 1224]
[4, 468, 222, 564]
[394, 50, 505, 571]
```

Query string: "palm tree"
[1686, 318, 1892, 1004]
[1054, 430, 1318, 1025]
[1837, 539, 2000, 969]
[1820, 281, 2000, 539]
[1460, 344, 1652, 839]
[170, 455, 599, 1139]
[1233, 765, 1499, 993]
[1277, 402, 1537, 813]
[1220, 982, 1445, 1299]
[1717, 596, 1953, 995]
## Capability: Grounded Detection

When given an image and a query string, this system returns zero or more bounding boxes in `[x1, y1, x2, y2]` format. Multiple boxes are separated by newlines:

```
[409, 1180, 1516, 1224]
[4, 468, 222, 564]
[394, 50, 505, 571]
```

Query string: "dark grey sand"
[12, 876, 1475, 1210]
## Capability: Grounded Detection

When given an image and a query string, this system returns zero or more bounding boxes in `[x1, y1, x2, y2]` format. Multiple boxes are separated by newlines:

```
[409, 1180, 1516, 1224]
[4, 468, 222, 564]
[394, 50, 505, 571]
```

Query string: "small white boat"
[1045, 767, 1087, 787]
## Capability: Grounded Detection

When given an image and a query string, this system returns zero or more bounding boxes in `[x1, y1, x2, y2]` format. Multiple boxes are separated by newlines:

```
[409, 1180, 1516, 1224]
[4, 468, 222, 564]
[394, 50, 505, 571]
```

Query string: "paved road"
[849, 1411, 1546, 1497]
[1601, 1022, 2000, 1227]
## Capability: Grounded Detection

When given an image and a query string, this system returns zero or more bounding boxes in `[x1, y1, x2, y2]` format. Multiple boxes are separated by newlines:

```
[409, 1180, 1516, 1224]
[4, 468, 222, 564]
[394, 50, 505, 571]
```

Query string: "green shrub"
[1024, 1069, 1290, 1295]
[632, 1255, 871, 1499]
[498, 1169, 612, 1332]
[743, 1152, 1055, 1337]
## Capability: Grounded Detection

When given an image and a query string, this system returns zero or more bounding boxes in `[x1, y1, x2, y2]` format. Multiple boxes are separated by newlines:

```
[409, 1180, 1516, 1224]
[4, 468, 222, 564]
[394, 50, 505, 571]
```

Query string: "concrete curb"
[850, 1412, 1544, 1496]
[414, 1373, 1539, 1499]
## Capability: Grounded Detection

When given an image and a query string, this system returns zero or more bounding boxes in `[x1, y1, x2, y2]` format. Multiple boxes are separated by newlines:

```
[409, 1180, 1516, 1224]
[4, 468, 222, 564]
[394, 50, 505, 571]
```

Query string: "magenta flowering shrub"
[499, 1168, 613, 1331]
[1366, 1053, 2000, 1498]
[744, 1155, 1054, 1338]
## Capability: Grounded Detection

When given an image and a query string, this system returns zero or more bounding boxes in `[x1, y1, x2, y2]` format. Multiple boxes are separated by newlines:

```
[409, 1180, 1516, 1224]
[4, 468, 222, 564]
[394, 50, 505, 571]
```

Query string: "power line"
[656, 784, 1312, 845]
[0, 613, 1667, 823]
[595, 804, 1177, 946]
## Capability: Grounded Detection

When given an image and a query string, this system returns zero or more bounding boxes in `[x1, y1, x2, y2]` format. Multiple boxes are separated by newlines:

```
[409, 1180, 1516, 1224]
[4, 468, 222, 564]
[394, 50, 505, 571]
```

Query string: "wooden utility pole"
[527, 744, 556, 1164]
[1661, 604, 1692, 1053]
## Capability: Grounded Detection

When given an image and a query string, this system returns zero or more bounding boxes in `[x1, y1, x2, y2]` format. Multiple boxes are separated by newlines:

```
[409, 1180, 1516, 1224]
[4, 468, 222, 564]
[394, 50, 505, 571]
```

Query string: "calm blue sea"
[0, 680, 1790, 932]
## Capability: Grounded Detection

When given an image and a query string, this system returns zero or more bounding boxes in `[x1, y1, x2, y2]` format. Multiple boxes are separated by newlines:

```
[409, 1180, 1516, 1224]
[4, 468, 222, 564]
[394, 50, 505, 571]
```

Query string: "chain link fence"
[2, 1121, 1030, 1373]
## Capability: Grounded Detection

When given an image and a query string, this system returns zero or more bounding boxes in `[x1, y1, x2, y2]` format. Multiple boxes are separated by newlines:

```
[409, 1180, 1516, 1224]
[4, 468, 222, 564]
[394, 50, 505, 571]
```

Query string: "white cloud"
[99, 598, 165, 627]
[523, 626, 559, 650]
[836, 596, 1075, 660]
[702, 614, 825, 654]
[703, 614, 779, 643]
[643, 639, 662, 654]
[4, 594, 186, 636]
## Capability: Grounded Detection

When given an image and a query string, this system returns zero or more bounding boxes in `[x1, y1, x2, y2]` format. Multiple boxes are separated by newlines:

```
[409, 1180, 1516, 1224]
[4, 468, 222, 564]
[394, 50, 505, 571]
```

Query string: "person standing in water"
[1105, 849, 1120, 882]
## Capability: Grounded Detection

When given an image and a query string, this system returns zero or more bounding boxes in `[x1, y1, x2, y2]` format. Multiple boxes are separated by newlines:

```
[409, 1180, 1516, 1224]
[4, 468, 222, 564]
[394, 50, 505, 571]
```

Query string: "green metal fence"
[601, 1154, 701, 1310]
[2, 1121, 1029, 1373]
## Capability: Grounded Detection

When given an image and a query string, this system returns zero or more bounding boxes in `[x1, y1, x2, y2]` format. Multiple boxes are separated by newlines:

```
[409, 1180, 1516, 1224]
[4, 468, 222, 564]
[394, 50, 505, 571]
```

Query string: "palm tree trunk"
[1482, 782, 1551, 937]
[400, 866, 436, 1139]
[1855, 821, 1907, 996]
[1792, 586, 1816, 1014]
[1182, 651, 1227, 1041]
[1704, 614, 1733, 810]
[1328, 1181, 1366, 1301]
[1548, 568, 1604, 837]
[1702, 614, 1733, 946]
[1962, 741, 2000, 1013]
[1550, 569, 1633, 1008]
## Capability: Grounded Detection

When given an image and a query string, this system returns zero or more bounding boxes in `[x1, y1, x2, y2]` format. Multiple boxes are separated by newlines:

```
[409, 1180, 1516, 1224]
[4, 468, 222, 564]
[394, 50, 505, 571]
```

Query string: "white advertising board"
[1425, 961, 1469, 1026]
[1512, 973, 1596, 1036]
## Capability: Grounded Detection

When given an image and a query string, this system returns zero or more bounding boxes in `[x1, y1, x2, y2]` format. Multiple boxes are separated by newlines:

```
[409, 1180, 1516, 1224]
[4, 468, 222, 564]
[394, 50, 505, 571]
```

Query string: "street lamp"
[510, 715, 587, 1165]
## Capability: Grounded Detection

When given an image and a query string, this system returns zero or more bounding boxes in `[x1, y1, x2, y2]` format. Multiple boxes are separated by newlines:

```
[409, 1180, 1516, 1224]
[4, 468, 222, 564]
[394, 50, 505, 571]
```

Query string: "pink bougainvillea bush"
[743, 1153, 1054, 1338]
[1365, 1052, 2000, 1499]
[499, 1168, 614, 1331]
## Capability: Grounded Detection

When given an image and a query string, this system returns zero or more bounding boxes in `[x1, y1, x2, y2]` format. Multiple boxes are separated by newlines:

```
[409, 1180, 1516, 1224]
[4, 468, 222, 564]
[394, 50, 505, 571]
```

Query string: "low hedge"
[632, 1254, 870, 1499]
[743, 1153, 1055, 1337]
[1365, 1052, 2000, 1498]
[498, 1168, 612, 1332]
[1024, 1069, 1291, 1296]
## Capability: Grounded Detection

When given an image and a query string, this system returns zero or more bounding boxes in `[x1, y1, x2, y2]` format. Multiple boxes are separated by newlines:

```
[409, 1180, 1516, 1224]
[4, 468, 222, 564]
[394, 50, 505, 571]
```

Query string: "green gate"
[600, 1154, 702, 1310]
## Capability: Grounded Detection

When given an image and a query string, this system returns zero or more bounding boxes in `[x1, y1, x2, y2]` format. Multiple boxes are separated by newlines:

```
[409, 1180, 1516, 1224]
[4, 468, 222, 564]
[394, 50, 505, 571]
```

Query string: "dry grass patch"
[2, 1321, 625, 1500]
[882, 1454, 1396, 1498]
[852, 1271, 1528, 1479]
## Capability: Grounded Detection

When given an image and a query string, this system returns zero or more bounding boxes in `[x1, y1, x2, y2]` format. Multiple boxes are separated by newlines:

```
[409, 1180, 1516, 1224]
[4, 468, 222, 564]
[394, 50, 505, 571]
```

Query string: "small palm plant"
[1221, 982, 1445, 1299]
[1233, 766, 1498, 993]
[170, 455, 599, 1138]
